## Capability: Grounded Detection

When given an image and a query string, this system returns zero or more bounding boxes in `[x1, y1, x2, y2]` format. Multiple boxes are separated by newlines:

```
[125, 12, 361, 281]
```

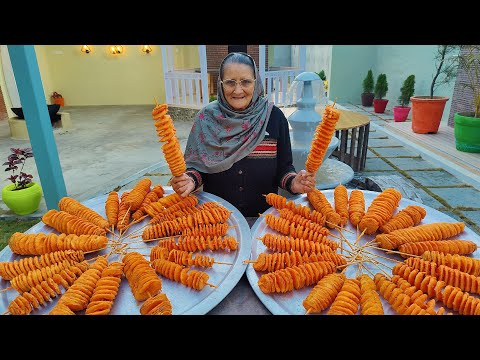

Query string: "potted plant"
[393, 74, 415, 122]
[361, 69, 375, 107]
[2, 147, 43, 215]
[410, 45, 459, 134]
[453, 45, 480, 152]
[373, 73, 388, 113]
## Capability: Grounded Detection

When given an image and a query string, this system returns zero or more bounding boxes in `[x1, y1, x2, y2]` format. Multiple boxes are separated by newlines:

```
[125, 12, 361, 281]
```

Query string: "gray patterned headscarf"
[184, 52, 273, 173]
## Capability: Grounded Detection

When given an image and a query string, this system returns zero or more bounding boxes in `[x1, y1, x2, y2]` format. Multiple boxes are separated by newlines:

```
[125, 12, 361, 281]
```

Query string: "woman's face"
[221, 63, 255, 111]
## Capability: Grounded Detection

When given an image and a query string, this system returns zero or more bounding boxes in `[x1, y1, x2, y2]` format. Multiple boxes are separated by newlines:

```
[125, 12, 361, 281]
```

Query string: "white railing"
[164, 71, 208, 109]
[264, 69, 303, 107]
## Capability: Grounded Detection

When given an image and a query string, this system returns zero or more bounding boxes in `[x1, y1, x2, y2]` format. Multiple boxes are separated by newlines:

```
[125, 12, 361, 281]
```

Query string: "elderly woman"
[171, 52, 315, 217]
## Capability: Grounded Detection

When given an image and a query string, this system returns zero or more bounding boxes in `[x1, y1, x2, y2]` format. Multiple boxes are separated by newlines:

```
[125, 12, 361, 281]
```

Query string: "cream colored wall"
[40, 45, 167, 106]
[172, 45, 200, 69]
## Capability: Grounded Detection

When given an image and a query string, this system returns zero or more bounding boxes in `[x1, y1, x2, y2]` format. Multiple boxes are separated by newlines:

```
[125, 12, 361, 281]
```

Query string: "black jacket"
[186, 105, 298, 217]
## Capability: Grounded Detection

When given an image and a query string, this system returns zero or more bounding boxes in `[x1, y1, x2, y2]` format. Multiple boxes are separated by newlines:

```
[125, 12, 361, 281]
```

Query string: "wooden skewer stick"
[332, 97, 337, 108]
[305, 308, 312, 315]
[2, 310, 9, 315]
[214, 261, 233, 265]
[243, 260, 257, 264]
[360, 248, 403, 264]
[207, 283, 218, 289]
[84, 247, 108, 255]
[106, 227, 117, 238]
[125, 234, 179, 244]
[354, 228, 367, 246]
[325, 221, 355, 234]
[154, 97, 158, 106]
[0, 287, 13, 293]
[365, 245, 422, 258]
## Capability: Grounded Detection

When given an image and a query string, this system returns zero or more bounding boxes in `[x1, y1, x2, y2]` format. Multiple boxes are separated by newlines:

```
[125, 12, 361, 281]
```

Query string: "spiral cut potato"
[158, 235, 238, 252]
[327, 277, 361, 315]
[7, 261, 90, 315]
[358, 188, 402, 235]
[307, 189, 342, 228]
[303, 273, 345, 313]
[117, 191, 131, 232]
[49, 257, 108, 313]
[42, 209, 107, 237]
[166, 249, 216, 268]
[123, 178, 152, 211]
[59, 196, 109, 229]
[251, 250, 346, 272]
[140, 293, 172, 315]
[348, 189, 365, 227]
[259, 233, 334, 255]
[49, 303, 75, 315]
[143, 205, 231, 240]
[85, 261, 124, 315]
[392, 263, 480, 315]
[265, 193, 325, 225]
[390, 275, 445, 314]
[264, 213, 333, 245]
[151, 258, 211, 290]
[105, 191, 119, 228]
[257, 260, 337, 294]
[149, 195, 199, 224]
[132, 184, 166, 220]
[10, 259, 81, 293]
[0, 250, 84, 280]
[333, 184, 349, 227]
[374, 273, 435, 315]
[374, 222, 465, 250]
[357, 274, 384, 315]
[305, 105, 340, 174]
[398, 239, 477, 258]
[404, 257, 480, 296]
[379, 205, 426, 233]
[422, 251, 480, 277]
[277, 208, 326, 235]
[181, 223, 229, 238]
[8, 232, 108, 255]
[123, 252, 162, 302]
[152, 103, 187, 176]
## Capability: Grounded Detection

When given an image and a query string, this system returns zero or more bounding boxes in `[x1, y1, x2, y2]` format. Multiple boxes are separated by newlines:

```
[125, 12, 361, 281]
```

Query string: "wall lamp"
[110, 45, 124, 55]
[142, 45, 153, 54]
[81, 45, 92, 54]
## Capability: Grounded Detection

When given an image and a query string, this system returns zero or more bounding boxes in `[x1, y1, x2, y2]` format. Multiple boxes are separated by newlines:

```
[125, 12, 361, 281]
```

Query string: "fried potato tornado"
[117, 191, 132, 232]
[140, 293, 173, 315]
[8, 232, 108, 255]
[158, 235, 238, 252]
[422, 251, 480, 277]
[333, 184, 349, 227]
[249, 250, 346, 272]
[259, 233, 336, 254]
[264, 193, 325, 225]
[132, 185, 165, 220]
[0, 250, 84, 280]
[257, 260, 337, 294]
[327, 277, 361, 315]
[124, 178, 152, 211]
[398, 239, 477, 258]
[59, 196, 109, 229]
[105, 191, 119, 228]
[42, 209, 106, 237]
[357, 274, 384, 315]
[358, 188, 402, 235]
[264, 213, 332, 244]
[85, 261, 124, 315]
[348, 189, 365, 227]
[151, 258, 212, 290]
[374, 222, 465, 250]
[303, 273, 345, 314]
[152, 103, 187, 177]
[305, 105, 341, 174]
[123, 252, 162, 301]
[307, 189, 342, 228]
[379, 205, 426, 233]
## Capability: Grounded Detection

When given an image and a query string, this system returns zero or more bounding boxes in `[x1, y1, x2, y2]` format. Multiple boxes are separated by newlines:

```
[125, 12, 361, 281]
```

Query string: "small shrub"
[398, 74, 415, 107]
[374, 74, 388, 99]
[362, 69, 374, 93]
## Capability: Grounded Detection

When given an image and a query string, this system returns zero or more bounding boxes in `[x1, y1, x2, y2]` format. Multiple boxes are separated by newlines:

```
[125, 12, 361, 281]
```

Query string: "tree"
[362, 69, 374, 94]
[398, 75, 415, 107]
[430, 45, 460, 98]
[374, 74, 388, 99]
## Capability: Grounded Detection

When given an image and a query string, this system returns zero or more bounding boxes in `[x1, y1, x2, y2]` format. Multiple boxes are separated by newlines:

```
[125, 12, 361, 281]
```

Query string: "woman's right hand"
[170, 173, 195, 197]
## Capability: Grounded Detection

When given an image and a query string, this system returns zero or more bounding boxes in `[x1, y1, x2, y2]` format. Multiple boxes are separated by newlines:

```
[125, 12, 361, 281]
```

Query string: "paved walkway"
[1, 103, 479, 236]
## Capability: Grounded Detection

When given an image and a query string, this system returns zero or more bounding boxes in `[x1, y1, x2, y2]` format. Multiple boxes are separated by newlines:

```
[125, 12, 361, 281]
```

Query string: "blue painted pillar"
[8, 45, 67, 210]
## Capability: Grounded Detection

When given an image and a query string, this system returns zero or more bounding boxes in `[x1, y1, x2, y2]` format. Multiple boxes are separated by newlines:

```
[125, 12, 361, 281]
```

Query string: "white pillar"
[198, 45, 209, 106]
[259, 45, 266, 95]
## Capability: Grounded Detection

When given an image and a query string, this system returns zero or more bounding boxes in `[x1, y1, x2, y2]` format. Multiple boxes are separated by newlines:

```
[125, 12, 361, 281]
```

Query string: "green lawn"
[0, 219, 40, 252]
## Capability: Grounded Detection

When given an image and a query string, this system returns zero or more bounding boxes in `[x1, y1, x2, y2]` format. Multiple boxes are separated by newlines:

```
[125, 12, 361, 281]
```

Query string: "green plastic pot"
[2, 182, 43, 215]
[454, 112, 480, 153]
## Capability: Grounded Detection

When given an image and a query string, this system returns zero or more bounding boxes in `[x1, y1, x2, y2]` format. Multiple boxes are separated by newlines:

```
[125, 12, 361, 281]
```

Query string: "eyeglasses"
[221, 78, 256, 90]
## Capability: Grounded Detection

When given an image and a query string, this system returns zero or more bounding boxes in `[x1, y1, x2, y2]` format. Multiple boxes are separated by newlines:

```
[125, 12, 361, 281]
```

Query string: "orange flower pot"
[410, 96, 448, 134]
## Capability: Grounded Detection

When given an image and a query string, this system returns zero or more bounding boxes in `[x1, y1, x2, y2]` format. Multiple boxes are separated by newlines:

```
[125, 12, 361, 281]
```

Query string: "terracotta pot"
[373, 99, 388, 113]
[361, 93, 374, 107]
[410, 96, 449, 134]
[393, 106, 411, 122]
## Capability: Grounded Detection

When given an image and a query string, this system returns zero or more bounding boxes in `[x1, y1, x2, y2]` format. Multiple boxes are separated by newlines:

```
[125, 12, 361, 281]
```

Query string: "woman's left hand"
[291, 170, 316, 194]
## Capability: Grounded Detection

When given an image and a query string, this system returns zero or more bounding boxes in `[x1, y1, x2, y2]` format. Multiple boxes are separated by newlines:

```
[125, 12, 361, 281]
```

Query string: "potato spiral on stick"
[152, 103, 186, 176]
[398, 239, 477, 257]
[123, 252, 162, 302]
[379, 205, 426, 233]
[0, 250, 84, 280]
[307, 189, 341, 228]
[348, 189, 365, 227]
[327, 277, 361, 315]
[259, 233, 334, 254]
[85, 262, 124, 315]
[140, 293, 172, 315]
[151, 258, 213, 290]
[303, 273, 345, 313]
[158, 235, 238, 252]
[59, 196, 109, 229]
[124, 178, 152, 211]
[105, 191, 119, 228]
[333, 184, 349, 227]
[358, 188, 402, 235]
[42, 209, 107, 237]
[305, 105, 341, 175]
[357, 274, 384, 315]
[422, 251, 480, 277]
